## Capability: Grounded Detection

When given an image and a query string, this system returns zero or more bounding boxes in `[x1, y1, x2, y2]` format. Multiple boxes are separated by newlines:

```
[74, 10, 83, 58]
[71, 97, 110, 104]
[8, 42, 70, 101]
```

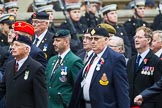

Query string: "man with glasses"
[69, 27, 130, 108]
[76, 28, 93, 64]
[127, 26, 162, 108]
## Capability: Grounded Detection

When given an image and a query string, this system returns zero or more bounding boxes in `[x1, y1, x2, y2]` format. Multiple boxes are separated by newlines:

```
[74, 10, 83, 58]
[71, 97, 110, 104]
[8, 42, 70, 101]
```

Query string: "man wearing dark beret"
[45, 29, 83, 108]
[69, 27, 130, 108]
[32, 11, 56, 60]
[0, 35, 48, 108]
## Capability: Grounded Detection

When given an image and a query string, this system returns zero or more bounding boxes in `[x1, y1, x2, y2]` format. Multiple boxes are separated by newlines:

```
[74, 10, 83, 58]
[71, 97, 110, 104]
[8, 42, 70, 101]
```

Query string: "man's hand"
[134, 95, 143, 106]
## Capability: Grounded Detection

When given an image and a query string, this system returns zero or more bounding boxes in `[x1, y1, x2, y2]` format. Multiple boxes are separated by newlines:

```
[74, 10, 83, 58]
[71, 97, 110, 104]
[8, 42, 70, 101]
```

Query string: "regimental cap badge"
[91, 29, 96, 35]
[9, 15, 15, 21]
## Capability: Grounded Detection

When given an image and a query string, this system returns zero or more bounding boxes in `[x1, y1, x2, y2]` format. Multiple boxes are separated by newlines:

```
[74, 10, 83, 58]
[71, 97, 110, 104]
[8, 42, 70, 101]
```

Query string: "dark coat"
[80, 12, 102, 28]
[69, 47, 130, 108]
[127, 50, 162, 108]
[141, 76, 162, 102]
[0, 56, 48, 108]
[30, 45, 47, 68]
[152, 14, 162, 31]
[0, 33, 9, 47]
[34, 31, 57, 60]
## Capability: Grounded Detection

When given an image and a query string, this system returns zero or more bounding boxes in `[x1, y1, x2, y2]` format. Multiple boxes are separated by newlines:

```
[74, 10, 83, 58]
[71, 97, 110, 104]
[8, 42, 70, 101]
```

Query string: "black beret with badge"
[12, 34, 32, 46]
[53, 29, 71, 38]
[32, 11, 49, 20]
[90, 27, 109, 37]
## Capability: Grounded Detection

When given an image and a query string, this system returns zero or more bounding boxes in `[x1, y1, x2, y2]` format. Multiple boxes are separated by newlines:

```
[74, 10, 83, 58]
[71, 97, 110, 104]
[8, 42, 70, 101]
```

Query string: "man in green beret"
[45, 29, 84, 108]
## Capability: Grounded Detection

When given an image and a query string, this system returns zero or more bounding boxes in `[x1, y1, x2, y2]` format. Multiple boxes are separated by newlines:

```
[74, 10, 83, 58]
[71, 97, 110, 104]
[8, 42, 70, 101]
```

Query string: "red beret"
[14, 21, 34, 36]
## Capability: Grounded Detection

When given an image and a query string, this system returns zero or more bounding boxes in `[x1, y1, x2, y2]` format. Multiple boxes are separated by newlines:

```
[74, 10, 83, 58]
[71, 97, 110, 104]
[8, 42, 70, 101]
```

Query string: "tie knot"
[136, 55, 141, 64]
[58, 56, 62, 64]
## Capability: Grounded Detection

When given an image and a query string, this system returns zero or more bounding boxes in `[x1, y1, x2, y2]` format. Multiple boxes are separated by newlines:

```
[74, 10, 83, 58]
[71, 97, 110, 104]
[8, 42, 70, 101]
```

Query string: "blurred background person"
[124, 0, 150, 56]
[108, 36, 128, 63]
[101, 4, 131, 58]
[0, 13, 15, 47]
[80, 0, 102, 28]
[151, 30, 162, 58]
[4, 1, 19, 17]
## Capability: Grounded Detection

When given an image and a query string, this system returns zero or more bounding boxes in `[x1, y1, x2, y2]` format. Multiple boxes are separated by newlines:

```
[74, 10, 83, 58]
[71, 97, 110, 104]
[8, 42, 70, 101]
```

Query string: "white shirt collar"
[96, 46, 107, 58]
[138, 49, 150, 65]
[87, 50, 93, 57]
[16, 56, 28, 71]
[155, 48, 162, 57]
[59, 48, 70, 62]
[35, 29, 48, 46]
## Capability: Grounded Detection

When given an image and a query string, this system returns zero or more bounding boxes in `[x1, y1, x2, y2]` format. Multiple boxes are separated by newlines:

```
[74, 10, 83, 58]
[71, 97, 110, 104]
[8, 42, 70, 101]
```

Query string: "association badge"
[99, 73, 109, 86]
[24, 70, 29, 80]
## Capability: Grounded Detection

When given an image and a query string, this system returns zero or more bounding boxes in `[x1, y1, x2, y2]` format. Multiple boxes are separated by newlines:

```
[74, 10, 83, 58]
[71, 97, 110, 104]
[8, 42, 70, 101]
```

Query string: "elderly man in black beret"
[0, 35, 48, 108]
[69, 27, 130, 108]
[32, 11, 56, 60]
[45, 29, 83, 108]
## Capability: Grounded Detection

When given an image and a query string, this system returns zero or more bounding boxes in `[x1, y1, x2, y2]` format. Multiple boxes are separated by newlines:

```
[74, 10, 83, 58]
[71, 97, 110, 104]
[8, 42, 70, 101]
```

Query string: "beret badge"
[9, 16, 15, 21]
[91, 29, 96, 35]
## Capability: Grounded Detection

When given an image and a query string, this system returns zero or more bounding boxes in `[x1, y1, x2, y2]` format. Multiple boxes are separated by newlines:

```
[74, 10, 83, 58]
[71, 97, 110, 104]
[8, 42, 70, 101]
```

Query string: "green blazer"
[46, 51, 83, 108]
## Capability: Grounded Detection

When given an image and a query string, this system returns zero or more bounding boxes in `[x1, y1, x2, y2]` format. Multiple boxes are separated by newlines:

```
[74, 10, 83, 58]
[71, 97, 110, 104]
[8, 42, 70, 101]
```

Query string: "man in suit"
[76, 28, 93, 64]
[0, 34, 48, 108]
[45, 29, 83, 108]
[151, 30, 162, 58]
[127, 26, 162, 108]
[69, 27, 130, 108]
[124, 0, 150, 56]
[101, 4, 131, 58]
[32, 11, 56, 60]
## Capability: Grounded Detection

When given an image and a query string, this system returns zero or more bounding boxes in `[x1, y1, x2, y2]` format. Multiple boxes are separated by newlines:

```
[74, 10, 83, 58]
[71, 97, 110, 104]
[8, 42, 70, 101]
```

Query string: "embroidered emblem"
[59, 76, 67, 82]
[99, 73, 109, 86]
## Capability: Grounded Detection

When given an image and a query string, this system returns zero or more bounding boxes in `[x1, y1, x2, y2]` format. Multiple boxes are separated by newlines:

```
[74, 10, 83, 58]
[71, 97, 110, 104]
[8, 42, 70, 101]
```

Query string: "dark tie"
[15, 62, 19, 73]
[33, 38, 39, 45]
[83, 53, 88, 64]
[50, 56, 62, 80]
[83, 53, 97, 78]
[135, 55, 141, 71]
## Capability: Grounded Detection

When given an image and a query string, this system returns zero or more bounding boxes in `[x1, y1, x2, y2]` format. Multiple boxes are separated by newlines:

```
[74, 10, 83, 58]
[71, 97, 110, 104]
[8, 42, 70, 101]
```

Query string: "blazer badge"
[24, 70, 29, 80]
[99, 73, 109, 86]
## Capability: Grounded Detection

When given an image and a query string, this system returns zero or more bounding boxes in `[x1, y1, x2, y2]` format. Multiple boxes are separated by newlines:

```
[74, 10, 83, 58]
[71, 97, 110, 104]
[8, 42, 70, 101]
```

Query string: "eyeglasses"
[133, 36, 148, 39]
[89, 37, 103, 41]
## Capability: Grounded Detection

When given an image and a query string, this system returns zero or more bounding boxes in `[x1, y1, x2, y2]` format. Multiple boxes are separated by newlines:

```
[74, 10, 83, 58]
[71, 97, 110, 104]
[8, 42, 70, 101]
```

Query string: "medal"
[96, 64, 101, 71]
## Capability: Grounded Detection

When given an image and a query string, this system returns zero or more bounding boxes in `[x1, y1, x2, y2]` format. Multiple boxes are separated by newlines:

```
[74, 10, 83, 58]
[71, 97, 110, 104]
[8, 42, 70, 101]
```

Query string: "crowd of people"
[0, 0, 162, 108]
